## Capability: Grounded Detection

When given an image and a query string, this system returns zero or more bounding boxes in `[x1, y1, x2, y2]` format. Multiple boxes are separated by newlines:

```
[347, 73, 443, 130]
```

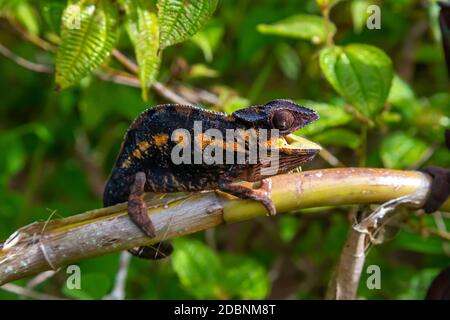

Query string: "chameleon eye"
[271, 110, 295, 131]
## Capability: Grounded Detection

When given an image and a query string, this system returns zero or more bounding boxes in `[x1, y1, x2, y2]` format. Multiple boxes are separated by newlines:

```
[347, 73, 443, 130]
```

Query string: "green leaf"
[316, 0, 341, 10]
[41, 0, 66, 33]
[394, 230, 445, 255]
[387, 75, 421, 121]
[157, 0, 218, 49]
[351, 0, 370, 33]
[319, 44, 394, 117]
[188, 63, 219, 78]
[55, 0, 119, 89]
[279, 215, 300, 242]
[399, 268, 440, 299]
[172, 238, 223, 299]
[380, 133, 428, 169]
[123, 0, 161, 101]
[190, 19, 224, 62]
[223, 96, 251, 114]
[387, 74, 415, 105]
[295, 100, 352, 135]
[313, 128, 361, 149]
[257, 14, 335, 44]
[319, 47, 344, 95]
[275, 43, 301, 80]
[15, 1, 39, 34]
[0, 134, 26, 178]
[222, 254, 269, 299]
[172, 238, 269, 299]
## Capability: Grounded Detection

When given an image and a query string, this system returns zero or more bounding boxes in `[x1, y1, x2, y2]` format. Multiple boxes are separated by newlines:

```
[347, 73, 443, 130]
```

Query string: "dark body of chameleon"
[103, 101, 319, 207]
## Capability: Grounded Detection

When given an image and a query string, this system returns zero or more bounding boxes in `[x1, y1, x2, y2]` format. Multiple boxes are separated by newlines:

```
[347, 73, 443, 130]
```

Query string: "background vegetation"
[0, 0, 449, 299]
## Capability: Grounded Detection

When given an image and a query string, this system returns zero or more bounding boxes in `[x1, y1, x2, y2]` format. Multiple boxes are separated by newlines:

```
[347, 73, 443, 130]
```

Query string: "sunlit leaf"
[222, 254, 269, 299]
[380, 133, 428, 169]
[172, 238, 269, 299]
[320, 44, 393, 117]
[172, 238, 223, 299]
[351, 0, 370, 33]
[157, 0, 218, 49]
[319, 47, 344, 95]
[15, 1, 39, 34]
[55, 0, 119, 89]
[41, 0, 66, 33]
[257, 14, 335, 44]
[123, 0, 161, 101]
[316, 0, 341, 10]
[189, 63, 219, 78]
[387, 75, 421, 121]
[223, 96, 250, 114]
[279, 215, 300, 242]
[0, 135, 26, 178]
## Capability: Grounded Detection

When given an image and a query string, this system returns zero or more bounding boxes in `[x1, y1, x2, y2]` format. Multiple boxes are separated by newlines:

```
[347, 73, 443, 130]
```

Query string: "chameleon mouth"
[276, 134, 322, 155]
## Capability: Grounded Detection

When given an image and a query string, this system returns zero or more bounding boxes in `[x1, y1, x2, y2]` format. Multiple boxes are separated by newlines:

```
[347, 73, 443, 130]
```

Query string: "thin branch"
[319, 148, 345, 167]
[104, 251, 131, 300]
[0, 43, 53, 73]
[111, 49, 193, 105]
[8, 19, 57, 52]
[1, 283, 64, 300]
[26, 270, 58, 291]
[0, 24, 202, 106]
[0, 168, 448, 285]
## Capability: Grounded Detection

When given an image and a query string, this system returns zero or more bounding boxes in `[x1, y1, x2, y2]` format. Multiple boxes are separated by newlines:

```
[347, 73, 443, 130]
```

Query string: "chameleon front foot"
[128, 171, 156, 238]
[258, 178, 276, 216]
[219, 177, 276, 216]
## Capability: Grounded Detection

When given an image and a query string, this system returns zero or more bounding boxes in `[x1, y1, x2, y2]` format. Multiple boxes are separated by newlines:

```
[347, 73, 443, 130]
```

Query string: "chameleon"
[103, 99, 320, 259]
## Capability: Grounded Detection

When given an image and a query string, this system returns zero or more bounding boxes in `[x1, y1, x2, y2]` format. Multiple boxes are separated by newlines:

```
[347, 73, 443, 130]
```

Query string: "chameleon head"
[233, 99, 322, 175]
[232, 99, 319, 135]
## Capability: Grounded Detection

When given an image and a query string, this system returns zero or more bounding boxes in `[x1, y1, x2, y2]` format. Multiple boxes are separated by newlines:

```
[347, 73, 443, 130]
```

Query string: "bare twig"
[8, 19, 57, 52]
[1, 283, 64, 300]
[26, 270, 58, 291]
[326, 223, 367, 300]
[0, 43, 53, 73]
[319, 148, 345, 167]
[111, 49, 193, 105]
[104, 251, 131, 300]
[152, 81, 193, 105]
[328, 188, 432, 300]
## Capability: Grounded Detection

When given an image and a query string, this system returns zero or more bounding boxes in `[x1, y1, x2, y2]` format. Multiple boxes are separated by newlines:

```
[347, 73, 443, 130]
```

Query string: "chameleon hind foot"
[128, 241, 173, 260]
[128, 171, 156, 238]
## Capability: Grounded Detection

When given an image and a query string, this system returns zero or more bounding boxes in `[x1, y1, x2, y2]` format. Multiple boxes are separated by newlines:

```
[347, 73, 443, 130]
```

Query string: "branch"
[111, 49, 194, 105]
[0, 43, 53, 73]
[0, 168, 448, 285]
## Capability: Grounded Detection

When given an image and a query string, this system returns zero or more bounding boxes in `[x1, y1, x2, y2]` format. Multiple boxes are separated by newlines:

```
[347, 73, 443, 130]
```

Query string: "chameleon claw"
[257, 179, 276, 216]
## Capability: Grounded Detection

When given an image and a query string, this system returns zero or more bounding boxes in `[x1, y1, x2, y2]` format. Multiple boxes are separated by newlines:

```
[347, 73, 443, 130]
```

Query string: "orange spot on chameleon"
[153, 133, 169, 147]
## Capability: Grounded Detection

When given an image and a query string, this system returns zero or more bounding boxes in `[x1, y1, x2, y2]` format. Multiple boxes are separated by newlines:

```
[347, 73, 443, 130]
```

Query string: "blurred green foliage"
[0, 0, 449, 300]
